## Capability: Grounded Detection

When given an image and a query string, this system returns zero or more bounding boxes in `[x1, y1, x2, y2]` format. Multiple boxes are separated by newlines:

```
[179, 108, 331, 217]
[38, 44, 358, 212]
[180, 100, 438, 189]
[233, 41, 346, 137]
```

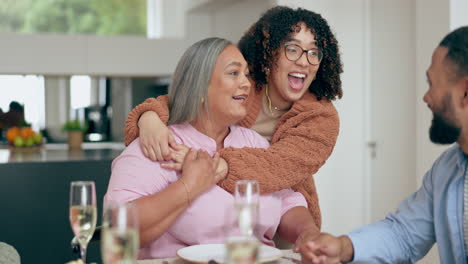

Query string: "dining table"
[137, 249, 301, 264]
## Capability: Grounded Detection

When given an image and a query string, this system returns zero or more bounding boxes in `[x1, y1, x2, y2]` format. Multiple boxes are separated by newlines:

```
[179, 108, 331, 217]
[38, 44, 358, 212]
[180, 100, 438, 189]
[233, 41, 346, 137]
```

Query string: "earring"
[201, 97, 205, 103]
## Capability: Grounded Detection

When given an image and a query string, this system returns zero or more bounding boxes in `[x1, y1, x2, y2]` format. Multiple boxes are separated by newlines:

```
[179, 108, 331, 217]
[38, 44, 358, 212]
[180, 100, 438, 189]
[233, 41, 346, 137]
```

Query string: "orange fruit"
[20, 127, 34, 139]
[6, 127, 20, 143]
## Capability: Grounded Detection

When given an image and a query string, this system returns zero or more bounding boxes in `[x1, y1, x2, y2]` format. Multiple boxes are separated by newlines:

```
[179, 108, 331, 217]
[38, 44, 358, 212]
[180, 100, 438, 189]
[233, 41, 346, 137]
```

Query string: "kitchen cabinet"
[0, 145, 122, 263]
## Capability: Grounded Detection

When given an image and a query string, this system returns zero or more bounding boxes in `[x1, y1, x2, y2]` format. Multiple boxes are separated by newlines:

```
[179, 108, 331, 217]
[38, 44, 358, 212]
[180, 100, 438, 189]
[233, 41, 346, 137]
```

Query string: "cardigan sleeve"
[123, 91, 260, 145]
[124, 95, 170, 146]
[218, 99, 339, 195]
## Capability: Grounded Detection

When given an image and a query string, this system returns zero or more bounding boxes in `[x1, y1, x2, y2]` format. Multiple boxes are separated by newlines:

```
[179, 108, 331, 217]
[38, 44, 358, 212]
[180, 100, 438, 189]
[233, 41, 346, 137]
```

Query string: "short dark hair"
[238, 6, 343, 101]
[439, 26, 468, 79]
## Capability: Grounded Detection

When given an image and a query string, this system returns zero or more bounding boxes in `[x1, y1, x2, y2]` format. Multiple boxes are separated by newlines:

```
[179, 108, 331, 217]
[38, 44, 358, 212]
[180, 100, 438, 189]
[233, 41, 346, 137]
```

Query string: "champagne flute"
[101, 202, 139, 264]
[235, 180, 260, 205]
[235, 180, 259, 236]
[69, 181, 97, 263]
[224, 180, 260, 264]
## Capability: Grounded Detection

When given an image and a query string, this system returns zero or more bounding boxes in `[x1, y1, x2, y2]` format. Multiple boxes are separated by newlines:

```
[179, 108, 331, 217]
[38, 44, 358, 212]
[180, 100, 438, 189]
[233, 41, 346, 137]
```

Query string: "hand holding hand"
[180, 149, 227, 198]
[294, 226, 319, 253]
[160, 144, 190, 171]
[299, 233, 353, 264]
[138, 111, 178, 161]
[162, 146, 229, 182]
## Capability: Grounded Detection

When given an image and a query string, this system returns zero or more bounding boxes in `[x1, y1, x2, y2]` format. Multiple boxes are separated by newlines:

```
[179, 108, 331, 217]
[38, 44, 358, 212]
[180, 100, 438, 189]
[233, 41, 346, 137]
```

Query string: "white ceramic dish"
[176, 243, 282, 263]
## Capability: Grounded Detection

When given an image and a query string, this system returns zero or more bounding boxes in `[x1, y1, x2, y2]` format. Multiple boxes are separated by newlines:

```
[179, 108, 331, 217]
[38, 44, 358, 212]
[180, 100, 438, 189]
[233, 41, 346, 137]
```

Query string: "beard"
[429, 105, 461, 144]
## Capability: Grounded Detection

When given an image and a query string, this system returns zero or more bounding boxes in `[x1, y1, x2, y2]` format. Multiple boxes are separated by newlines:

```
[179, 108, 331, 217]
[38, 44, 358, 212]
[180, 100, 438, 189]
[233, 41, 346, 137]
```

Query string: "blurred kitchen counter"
[0, 142, 119, 263]
[0, 142, 125, 164]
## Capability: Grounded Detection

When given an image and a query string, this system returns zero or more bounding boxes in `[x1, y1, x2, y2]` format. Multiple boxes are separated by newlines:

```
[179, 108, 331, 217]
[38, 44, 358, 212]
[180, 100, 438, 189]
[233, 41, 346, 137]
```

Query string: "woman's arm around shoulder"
[219, 96, 339, 194]
[124, 95, 170, 146]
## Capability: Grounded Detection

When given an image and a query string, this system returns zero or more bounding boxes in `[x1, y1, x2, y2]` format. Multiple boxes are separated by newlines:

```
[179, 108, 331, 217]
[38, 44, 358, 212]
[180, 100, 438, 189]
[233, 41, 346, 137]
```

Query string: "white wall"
[212, 0, 275, 42]
[368, 0, 416, 222]
[185, 0, 275, 44]
[185, 11, 213, 46]
[0, 33, 186, 76]
[450, 0, 468, 30]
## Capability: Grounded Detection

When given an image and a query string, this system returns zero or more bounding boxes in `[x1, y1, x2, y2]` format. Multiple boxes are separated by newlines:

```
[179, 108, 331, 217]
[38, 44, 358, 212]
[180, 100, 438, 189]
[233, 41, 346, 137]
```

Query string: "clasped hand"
[179, 149, 227, 197]
[297, 233, 351, 264]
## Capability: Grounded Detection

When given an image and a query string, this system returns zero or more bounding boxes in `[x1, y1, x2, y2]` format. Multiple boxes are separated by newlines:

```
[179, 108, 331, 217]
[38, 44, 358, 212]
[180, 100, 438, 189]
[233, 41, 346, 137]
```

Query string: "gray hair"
[168, 37, 232, 125]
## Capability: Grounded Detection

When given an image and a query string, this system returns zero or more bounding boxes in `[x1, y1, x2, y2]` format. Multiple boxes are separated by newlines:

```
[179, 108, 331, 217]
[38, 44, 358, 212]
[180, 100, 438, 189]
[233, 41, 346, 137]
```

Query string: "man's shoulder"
[431, 144, 462, 180]
[437, 144, 461, 163]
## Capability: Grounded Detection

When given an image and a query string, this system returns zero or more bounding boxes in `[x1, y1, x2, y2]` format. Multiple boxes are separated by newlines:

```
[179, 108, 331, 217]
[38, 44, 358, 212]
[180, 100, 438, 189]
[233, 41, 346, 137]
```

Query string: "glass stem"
[80, 243, 87, 263]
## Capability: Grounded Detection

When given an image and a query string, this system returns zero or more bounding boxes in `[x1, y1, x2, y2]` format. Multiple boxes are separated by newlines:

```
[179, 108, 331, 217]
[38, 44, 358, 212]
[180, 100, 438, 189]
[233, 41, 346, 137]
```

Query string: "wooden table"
[137, 250, 301, 264]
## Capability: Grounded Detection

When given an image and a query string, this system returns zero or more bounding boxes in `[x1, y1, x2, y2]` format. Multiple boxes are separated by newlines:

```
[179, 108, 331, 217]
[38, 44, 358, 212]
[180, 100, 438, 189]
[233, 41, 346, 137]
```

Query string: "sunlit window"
[0, 75, 45, 131]
[0, 0, 147, 36]
[70, 75, 91, 110]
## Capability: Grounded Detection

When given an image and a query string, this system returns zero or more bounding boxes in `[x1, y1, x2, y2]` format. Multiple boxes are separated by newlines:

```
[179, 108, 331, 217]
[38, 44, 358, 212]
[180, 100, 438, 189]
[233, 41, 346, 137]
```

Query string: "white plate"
[176, 244, 282, 263]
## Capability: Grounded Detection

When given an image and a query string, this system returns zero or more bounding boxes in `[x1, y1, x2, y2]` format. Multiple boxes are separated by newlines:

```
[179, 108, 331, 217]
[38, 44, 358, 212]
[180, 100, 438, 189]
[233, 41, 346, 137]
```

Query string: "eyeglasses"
[284, 43, 323, 66]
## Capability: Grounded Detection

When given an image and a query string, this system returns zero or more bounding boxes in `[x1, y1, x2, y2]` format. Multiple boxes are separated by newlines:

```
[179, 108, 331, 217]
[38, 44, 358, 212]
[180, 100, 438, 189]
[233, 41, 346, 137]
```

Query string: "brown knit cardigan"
[124, 88, 340, 231]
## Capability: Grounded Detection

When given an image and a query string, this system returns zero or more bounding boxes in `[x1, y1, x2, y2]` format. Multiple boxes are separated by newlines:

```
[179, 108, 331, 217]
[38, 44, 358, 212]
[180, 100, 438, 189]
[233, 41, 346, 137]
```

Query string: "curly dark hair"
[238, 6, 343, 101]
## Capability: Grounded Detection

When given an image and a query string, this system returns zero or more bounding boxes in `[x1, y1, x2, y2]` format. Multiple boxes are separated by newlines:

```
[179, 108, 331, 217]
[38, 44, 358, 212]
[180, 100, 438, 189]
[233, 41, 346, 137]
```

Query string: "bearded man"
[300, 26, 468, 264]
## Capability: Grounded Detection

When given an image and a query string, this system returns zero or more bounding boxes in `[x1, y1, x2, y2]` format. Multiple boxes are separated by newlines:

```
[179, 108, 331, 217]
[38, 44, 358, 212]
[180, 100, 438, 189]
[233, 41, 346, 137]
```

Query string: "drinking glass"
[69, 181, 97, 263]
[235, 180, 260, 206]
[101, 202, 139, 264]
[224, 180, 260, 264]
[234, 180, 259, 236]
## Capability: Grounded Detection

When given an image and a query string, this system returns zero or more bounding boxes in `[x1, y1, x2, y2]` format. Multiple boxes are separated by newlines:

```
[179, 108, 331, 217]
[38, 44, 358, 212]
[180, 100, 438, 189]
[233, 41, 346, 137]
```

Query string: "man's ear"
[462, 77, 468, 108]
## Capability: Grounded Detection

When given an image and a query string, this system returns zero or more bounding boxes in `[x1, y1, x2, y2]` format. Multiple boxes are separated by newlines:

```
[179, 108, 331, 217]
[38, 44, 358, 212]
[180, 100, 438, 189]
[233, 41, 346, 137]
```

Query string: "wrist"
[180, 176, 202, 199]
[138, 111, 159, 128]
[338, 235, 354, 262]
[178, 178, 192, 206]
[297, 224, 319, 239]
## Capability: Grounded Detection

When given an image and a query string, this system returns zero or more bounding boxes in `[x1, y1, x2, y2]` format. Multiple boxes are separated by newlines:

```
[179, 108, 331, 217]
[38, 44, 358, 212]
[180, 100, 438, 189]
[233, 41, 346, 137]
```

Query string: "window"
[0, 75, 45, 131]
[70, 75, 91, 110]
[0, 0, 147, 36]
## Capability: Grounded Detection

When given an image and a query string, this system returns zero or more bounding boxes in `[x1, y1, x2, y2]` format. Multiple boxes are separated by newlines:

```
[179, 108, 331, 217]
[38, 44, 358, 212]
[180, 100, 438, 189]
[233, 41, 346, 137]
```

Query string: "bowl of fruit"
[6, 126, 43, 150]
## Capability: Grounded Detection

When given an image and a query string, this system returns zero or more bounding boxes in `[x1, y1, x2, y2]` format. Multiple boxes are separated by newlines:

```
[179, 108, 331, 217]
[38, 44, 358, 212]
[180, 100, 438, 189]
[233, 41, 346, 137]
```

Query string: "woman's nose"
[296, 52, 309, 67]
[240, 75, 251, 91]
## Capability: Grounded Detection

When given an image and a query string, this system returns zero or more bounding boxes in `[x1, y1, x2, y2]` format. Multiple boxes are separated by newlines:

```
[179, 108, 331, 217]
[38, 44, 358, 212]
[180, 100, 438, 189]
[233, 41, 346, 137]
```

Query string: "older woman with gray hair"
[105, 37, 318, 259]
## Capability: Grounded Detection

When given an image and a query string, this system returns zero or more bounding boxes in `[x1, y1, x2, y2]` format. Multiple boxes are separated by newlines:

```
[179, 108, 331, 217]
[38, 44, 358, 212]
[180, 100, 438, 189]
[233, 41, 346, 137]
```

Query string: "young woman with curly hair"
[123, 6, 343, 240]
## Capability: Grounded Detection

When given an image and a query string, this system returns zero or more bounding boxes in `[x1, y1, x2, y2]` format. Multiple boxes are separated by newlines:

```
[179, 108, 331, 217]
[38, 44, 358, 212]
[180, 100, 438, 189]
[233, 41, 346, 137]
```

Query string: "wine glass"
[69, 181, 97, 263]
[101, 202, 139, 264]
[224, 180, 260, 264]
[234, 180, 260, 236]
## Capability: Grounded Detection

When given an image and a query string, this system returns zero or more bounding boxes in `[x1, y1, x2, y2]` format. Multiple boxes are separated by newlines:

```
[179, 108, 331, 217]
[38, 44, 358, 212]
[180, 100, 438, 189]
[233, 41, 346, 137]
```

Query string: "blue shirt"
[348, 144, 467, 263]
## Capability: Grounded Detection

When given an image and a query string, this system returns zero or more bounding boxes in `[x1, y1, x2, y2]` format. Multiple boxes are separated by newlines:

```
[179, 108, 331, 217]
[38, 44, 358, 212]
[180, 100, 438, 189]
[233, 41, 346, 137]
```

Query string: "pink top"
[105, 123, 307, 259]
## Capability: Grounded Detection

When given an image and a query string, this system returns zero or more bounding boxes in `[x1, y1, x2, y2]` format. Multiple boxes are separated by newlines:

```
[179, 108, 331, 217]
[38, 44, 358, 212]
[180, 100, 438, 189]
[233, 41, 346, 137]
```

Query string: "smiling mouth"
[288, 73, 306, 90]
[232, 95, 248, 103]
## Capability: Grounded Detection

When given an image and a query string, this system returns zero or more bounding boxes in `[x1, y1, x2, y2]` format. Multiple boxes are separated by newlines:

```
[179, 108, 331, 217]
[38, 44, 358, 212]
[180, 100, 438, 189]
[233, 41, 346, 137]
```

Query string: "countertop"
[0, 142, 125, 164]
